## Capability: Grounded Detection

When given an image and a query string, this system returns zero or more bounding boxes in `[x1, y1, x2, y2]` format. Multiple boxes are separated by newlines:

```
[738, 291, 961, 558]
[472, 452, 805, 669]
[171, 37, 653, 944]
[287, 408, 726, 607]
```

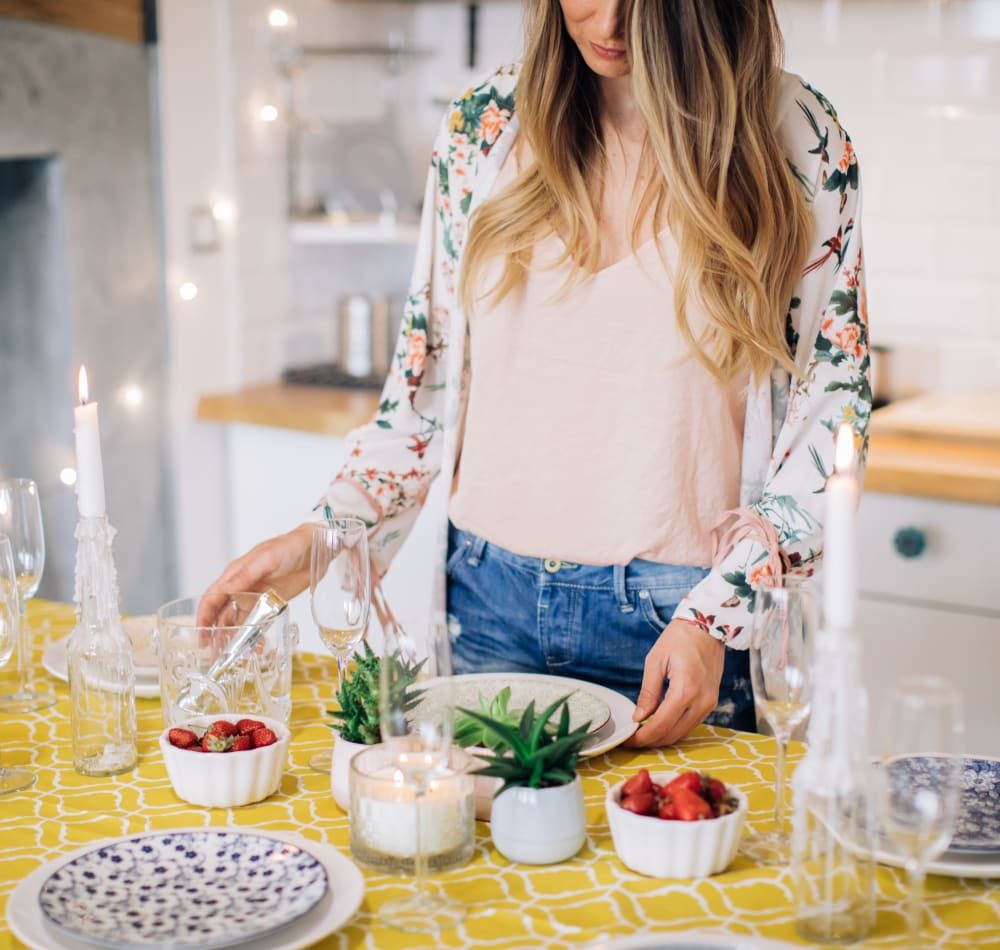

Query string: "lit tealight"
[178, 282, 198, 301]
[120, 384, 144, 409]
[258, 104, 279, 123]
[60, 467, 77, 487]
[211, 198, 235, 222]
[268, 8, 290, 28]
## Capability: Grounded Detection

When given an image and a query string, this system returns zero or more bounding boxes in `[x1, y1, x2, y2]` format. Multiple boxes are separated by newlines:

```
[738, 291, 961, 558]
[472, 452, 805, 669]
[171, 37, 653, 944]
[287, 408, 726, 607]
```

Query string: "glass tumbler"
[155, 593, 298, 729]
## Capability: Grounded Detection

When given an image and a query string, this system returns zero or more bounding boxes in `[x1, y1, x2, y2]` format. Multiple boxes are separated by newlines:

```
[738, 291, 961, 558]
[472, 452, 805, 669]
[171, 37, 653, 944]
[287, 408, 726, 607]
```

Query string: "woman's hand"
[195, 523, 315, 627]
[624, 619, 726, 748]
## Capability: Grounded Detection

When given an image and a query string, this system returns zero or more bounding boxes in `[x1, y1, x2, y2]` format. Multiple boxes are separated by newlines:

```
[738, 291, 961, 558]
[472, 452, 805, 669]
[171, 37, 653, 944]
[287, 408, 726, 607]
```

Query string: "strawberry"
[664, 771, 704, 798]
[658, 796, 677, 820]
[202, 730, 234, 753]
[231, 735, 252, 752]
[672, 786, 712, 821]
[619, 791, 656, 816]
[250, 727, 277, 749]
[621, 768, 653, 798]
[168, 727, 199, 749]
[706, 777, 727, 803]
[209, 720, 239, 738]
[235, 718, 266, 736]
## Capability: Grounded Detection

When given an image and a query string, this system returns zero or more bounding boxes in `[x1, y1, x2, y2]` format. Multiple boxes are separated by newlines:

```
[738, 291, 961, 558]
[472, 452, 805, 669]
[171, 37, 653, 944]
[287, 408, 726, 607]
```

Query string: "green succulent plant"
[458, 694, 591, 795]
[454, 686, 562, 754]
[326, 642, 425, 745]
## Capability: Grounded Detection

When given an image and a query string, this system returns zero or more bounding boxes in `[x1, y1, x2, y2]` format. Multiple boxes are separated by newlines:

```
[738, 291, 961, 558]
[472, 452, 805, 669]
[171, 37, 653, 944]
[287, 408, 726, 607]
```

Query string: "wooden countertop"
[196, 383, 380, 436]
[197, 384, 1000, 506]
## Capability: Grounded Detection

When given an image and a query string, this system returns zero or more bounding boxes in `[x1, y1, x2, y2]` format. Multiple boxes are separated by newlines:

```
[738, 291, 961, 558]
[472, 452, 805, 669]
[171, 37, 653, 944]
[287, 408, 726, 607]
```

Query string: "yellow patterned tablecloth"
[1, 601, 999, 949]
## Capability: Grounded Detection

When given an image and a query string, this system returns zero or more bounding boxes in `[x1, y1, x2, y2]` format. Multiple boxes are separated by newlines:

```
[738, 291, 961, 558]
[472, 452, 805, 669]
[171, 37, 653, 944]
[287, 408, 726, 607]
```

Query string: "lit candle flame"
[78, 365, 89, 405]
[834, 423, 855, 475]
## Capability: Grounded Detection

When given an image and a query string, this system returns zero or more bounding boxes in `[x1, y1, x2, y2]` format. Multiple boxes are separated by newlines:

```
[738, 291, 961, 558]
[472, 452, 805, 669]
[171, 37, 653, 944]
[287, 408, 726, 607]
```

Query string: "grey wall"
[0, 17, 174, 613]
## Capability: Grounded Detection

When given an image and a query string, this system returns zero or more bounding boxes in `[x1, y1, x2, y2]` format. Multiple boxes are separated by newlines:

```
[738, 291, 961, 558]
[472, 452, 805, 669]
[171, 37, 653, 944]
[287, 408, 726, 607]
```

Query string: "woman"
[201, 0, 869, 748]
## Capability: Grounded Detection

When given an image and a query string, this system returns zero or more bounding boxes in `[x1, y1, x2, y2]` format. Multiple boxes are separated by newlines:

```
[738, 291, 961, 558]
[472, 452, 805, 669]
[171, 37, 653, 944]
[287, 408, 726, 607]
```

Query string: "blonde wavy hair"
[459, 0, 812, 382]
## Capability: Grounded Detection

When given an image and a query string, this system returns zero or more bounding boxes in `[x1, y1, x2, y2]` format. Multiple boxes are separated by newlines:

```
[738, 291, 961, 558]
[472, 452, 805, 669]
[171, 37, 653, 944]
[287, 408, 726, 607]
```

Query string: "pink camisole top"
[448, 192, 748, 569]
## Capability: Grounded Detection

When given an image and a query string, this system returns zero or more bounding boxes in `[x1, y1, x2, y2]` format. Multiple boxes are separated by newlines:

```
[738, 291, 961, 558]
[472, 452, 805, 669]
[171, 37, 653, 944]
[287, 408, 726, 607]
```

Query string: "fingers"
[625, 677, 715, 748]
[195, 524, 314, 627]
[624, 618, 726, 749]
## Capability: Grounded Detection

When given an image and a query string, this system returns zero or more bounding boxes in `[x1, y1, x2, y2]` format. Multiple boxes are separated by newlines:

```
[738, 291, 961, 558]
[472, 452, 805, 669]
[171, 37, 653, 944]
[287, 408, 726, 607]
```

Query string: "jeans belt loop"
[466, 532, 487, 567]
[613, 564, 634, 612]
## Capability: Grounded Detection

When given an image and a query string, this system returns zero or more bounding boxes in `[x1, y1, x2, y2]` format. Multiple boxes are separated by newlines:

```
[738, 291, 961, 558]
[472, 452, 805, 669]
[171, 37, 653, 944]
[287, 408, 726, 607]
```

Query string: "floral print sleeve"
[670, 78, 871, 648]
[320, 73, 517, 575]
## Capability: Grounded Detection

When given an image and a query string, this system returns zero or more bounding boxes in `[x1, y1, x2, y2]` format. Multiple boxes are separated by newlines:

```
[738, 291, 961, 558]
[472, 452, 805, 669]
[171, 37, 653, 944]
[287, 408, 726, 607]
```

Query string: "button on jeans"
[446, 524, 755, 732]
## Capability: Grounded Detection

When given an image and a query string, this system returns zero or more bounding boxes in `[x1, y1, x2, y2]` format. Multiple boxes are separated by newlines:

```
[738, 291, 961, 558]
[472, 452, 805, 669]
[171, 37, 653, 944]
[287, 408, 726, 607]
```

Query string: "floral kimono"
[321, 64, 870, 649]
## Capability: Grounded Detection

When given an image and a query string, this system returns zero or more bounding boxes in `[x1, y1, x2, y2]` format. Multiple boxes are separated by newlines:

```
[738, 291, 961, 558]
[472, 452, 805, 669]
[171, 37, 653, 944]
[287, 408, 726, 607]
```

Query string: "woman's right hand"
[196, 522, 315, 626]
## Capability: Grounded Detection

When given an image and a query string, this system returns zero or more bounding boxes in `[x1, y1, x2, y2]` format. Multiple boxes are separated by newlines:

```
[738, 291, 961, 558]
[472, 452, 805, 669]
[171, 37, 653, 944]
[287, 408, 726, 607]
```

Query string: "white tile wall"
[220, 0, 1000, 396]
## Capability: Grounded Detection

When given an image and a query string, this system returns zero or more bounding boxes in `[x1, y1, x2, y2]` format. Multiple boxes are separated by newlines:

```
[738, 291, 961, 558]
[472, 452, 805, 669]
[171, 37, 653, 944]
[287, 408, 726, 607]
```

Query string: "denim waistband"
[447, 523, 709, 596]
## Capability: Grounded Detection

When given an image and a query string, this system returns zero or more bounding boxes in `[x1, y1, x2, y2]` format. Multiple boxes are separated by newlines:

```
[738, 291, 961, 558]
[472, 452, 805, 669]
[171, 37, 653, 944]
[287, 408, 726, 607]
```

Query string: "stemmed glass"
[742, 578, 817, 865]
[0, 534, 36, 792]
[0, 478, 56, 713]
[876, 676, 963, 948]
[378, 615, 465, 932]
[308, 517, 370, 772]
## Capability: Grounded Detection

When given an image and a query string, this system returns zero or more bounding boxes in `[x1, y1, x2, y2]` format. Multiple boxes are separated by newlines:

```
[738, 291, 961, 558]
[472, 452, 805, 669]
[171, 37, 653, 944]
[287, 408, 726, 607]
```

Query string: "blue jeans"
[446, 524, 756, 732]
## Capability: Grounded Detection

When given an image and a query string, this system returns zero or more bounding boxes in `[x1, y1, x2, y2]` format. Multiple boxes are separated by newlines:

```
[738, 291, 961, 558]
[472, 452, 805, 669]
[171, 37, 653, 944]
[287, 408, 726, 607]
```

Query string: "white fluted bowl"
[159, 715, 290, 808]
[605, 771, 747, 878]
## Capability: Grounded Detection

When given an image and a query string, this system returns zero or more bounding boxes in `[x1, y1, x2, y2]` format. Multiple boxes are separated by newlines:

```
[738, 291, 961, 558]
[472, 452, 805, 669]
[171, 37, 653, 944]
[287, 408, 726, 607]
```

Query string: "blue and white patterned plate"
[882, 755, 1000, 853]
[37, 830, 329, 949]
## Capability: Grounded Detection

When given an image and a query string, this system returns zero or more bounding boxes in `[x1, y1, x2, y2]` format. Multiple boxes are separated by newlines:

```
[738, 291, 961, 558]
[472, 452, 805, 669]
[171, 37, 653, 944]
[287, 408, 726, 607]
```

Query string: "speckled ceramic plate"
[37, 831, 328, 949]
[881, 755, 1000, 853]
[423, 672, 612, 737]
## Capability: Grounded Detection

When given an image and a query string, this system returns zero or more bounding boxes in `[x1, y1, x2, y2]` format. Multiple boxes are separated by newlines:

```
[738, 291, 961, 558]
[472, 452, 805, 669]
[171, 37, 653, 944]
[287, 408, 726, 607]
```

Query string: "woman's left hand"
[623, 619, 726, 748]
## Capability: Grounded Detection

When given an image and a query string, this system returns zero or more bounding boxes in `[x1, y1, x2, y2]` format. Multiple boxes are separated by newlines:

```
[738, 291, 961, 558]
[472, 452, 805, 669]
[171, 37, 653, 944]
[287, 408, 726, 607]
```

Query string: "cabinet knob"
[892, 527, 926, 559]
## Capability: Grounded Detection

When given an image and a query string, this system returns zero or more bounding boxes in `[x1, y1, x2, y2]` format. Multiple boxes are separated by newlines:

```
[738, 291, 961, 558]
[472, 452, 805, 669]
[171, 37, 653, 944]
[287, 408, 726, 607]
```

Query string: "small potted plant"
[326, 642, 424, 810]
[460, 695, 591, 864]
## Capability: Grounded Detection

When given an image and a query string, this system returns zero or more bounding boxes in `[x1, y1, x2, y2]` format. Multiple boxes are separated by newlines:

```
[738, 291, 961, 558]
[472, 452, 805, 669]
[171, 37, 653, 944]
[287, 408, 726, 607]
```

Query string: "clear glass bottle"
[68, 516, 137, 776]
[791, 633, 875, 944]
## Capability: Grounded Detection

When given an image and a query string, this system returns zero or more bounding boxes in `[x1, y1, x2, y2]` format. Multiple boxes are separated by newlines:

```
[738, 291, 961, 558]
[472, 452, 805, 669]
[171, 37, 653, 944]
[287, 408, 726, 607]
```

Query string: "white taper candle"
[73, 366, 106, 517]
[822, 423, 859, 631]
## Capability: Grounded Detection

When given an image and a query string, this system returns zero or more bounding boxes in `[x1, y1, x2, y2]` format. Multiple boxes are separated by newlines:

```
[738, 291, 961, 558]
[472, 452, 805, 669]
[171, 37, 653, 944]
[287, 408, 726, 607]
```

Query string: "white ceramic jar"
[330, 734, 368, 811]
[489, 776, 586, 864]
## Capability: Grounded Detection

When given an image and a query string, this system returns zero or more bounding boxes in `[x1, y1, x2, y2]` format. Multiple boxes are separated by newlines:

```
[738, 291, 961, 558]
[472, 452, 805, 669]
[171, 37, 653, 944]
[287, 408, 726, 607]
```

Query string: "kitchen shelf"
[289, 217, 419, 245]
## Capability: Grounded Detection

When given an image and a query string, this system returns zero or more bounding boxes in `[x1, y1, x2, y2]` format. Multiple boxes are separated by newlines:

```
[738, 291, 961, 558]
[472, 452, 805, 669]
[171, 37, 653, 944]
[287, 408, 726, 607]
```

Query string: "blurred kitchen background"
[0, 0, 997, 665]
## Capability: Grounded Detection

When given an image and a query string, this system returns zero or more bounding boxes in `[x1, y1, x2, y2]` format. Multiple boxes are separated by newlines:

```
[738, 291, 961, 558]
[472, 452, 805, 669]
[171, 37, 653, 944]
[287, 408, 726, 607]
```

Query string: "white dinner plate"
[587, 933, 803, 950]
[441, 672, 637, 759]
[7, 829, 364, 950]
[43, 616, 160, 700]
[874, 842, 1000, 879]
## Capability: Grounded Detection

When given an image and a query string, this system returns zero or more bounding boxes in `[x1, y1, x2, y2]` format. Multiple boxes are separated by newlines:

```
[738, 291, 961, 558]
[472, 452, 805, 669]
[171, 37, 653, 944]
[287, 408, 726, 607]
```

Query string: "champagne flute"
[308, 517, 370, 772]
[877, 676, 963, 948]
[742, 578, 817, 865]
[0, 478, 56, 713]
[0, 534, 36, 792]
[378, 615, 465, 932]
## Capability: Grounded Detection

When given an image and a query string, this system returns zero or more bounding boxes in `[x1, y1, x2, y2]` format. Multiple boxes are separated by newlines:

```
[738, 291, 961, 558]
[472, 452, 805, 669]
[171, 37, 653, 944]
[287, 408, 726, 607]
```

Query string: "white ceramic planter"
[490, 775, 586, 864]
[330, 735, 368, 811]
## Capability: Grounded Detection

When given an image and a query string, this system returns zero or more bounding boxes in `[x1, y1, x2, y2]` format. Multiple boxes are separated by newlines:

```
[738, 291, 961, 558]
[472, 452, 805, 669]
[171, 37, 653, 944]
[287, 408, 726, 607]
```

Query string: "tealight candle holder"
[349, 743, 475, 874]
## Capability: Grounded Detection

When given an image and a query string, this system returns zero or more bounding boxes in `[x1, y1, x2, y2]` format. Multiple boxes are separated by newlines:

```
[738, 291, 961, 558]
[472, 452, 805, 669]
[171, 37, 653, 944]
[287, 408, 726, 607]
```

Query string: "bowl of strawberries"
[605, 768, 747, 878]
[159, 715, 290, 808]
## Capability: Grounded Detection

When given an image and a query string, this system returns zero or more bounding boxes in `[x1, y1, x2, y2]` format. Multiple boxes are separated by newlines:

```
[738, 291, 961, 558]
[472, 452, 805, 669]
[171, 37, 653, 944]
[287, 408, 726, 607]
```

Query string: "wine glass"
[742, 578, 817, 864]
[0, 534, 36, 792]
[0, 478, 56, 713]
[378, 614, 465, 932]
[308, 517, 370, 772]
[876, 676, 963, 948]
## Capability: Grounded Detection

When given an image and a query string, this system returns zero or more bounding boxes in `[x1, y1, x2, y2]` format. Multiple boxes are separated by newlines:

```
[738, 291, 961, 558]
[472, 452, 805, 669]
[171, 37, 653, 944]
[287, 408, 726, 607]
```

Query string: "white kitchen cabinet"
[856, 492, 1000, 755]
[224, 423, 443, 656]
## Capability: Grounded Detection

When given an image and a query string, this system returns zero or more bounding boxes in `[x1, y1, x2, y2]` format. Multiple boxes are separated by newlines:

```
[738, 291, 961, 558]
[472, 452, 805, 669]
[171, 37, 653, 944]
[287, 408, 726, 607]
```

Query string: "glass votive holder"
[349, 743, 476, 875]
